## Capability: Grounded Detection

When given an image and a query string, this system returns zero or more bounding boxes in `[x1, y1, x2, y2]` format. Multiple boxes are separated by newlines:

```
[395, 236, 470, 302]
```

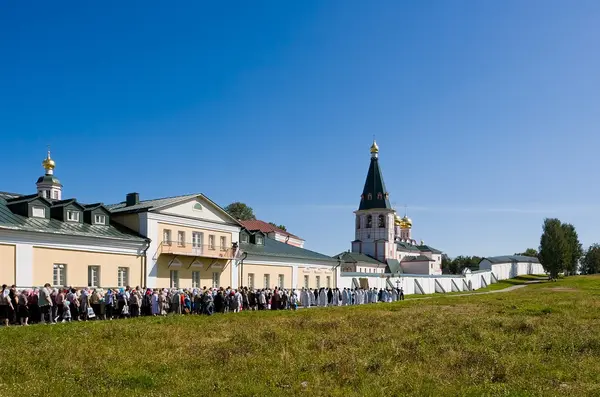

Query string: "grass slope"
[1, 276, 599, 396]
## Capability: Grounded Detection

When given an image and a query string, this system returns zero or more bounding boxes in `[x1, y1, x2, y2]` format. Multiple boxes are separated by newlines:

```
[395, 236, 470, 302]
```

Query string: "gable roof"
[5, 193, 52, 206]
[0, 192, 147, 243]
[401, 255, 434, 262]
[240, 219, 303, 240]
[482, 255, 540, 264]
[333, 251, 383, 265]
[417, 245, 443, 254]
[241, 236, 337, 263]
[107, 193, 240, 225]
[397, 241, 421, 252]
[358, 155, 391, 211]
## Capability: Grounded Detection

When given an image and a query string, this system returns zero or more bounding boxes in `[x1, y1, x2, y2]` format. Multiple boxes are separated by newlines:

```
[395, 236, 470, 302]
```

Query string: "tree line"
[223, 202, 286, 231]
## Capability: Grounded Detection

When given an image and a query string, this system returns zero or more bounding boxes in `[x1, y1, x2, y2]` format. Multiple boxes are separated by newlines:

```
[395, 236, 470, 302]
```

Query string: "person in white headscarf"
[319, 288, 327, 307]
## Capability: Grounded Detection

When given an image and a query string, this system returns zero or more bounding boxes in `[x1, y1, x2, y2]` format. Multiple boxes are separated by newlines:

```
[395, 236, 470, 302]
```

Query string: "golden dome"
[394, 214, 402, 226]
[370, 140, 379, 154]
[42, 150, 55, 171]
[400, 215, 412, 229]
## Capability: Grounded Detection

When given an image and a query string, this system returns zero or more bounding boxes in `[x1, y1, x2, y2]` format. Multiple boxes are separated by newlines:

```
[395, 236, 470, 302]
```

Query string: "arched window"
[377, 192, 383, 200]
[378, 215, 385, 228]
[356, 216, 360, 229]
[367, 193, 372, 200]
[366, 215, 372, 228]
[193, 203, 203, 211]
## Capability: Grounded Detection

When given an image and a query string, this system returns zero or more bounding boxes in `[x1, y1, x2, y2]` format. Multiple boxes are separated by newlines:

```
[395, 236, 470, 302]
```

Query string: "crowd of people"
[0, 283, 405, 326]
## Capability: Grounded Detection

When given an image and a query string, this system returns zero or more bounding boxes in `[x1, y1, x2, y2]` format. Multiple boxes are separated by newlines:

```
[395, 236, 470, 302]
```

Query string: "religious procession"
[0, 283, 405, 326]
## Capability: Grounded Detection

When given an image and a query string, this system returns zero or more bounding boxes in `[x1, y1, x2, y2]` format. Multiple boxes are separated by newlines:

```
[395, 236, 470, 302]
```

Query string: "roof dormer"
[251, 231, 265, 246]
[50, 199, 85, 223]
[83, 203, 111, 226]
[5, 194, 52, 219]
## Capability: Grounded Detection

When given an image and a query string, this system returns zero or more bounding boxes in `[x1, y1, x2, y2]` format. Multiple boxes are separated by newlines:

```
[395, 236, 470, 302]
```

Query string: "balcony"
[156, 241, 236, 260]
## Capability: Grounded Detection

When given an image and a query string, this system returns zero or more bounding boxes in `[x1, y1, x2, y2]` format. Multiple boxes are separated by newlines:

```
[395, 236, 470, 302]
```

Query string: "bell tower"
[352, 140, 395, 262]
[36, 149, 62, 200]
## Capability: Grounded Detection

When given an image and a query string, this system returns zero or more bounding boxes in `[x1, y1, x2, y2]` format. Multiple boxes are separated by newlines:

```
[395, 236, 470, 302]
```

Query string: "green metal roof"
[334, 251, 383, 265]
[385, 258, 401, 274]
[0, 192, 147, 243]
[107, 193, 199, 214]
[397, 241, 421, 252]
[36, 174, 61, 185]
[417, 245, 442, 254]
[241, 237, 337, 263]
[401, 255, 434, 262]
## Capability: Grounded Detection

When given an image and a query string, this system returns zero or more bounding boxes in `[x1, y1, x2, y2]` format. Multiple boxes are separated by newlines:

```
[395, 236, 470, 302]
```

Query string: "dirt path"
[408, 280, 546, 301]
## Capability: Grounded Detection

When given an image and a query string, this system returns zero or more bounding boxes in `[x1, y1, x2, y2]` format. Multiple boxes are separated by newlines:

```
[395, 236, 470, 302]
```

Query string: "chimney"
[126, 192, 139, 207]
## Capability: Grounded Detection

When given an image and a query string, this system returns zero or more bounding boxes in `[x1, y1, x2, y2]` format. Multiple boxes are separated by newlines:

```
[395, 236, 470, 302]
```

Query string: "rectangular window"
[326, 276, 331, 288]
[88, 266, 100, 287]
[208, 235, 215, 250]
[177, 231, 185, 247]
[170, 270, 179, 288]
[248, 273, 255, 289]
[304, 275, 309, 289]
[278, 274, 284, 289]
[192, 271, 200, 288]
[52, 190, 58, 199]
[66, 210, 80, 222]
[192, 232, 203, 248]
[32, 206, 46, 218]
[264, 274, 270, 289]
[163, 229, 171, 245]
[53, 264, 66, 287]
[220, 236, 227, 251]
[316, 275, 321, 289]
[256, 236, 264, 245]
[117, 267, 129, 287]
[241, 233, 249, 243]
[94, 214, 106, 225]
[212, 272, 220, 288]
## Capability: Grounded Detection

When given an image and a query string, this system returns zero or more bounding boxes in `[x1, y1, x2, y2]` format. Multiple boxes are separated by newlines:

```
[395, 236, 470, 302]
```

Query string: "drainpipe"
[285, 235, 290, 244]
[141, 238, 151, 288]
[238, 251, 248, 288]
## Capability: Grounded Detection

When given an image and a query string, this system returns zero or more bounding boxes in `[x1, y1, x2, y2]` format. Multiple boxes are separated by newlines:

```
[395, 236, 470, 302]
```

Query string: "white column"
[15, 243, 34, 287]
[140, 214, 159, 288]
[291, 263, 298, 289]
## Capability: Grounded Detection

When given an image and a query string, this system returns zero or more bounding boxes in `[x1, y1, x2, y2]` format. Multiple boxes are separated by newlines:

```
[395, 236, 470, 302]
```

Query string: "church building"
[337, 141, 443, 275]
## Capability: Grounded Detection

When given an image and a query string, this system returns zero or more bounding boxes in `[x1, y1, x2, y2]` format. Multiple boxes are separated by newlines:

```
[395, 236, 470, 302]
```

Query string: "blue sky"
[1, 1, 599, 257]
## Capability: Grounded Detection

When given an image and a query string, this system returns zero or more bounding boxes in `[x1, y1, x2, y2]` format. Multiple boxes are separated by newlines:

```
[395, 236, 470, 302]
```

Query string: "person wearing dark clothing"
[271, 289, 280, 310]
[327, 288, 333, 304]
[313, 289, 318, 306]
[214, 291, 224, 314]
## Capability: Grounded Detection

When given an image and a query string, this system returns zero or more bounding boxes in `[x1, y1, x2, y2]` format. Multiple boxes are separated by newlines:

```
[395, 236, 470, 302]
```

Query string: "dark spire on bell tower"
[358, 140, 391, 211]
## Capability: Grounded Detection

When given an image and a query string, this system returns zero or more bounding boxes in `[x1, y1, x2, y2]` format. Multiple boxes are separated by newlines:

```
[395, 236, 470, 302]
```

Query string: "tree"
[539, 218, 568, 279]
[581, 244, 600, 275]
[562, 223, 582, 276]
[224, 202, 256, 221]
[268, 222, 287, 231]
[514, 248, 538, 258]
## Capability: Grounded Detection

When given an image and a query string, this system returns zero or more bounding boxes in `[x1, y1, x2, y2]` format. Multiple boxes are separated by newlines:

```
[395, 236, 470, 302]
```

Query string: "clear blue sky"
[2, 1, 599, 257]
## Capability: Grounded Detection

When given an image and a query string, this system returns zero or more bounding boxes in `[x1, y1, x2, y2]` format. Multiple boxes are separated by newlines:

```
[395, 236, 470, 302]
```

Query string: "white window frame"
[53, 263, 66, 287]
[256, 236, 264, 245]
[212, 272, 220, 288]
[170, 270, 179, 288]
[241, 233, 249, 243]
[94, 214, 106, 225]
[177, 231, 185, 247]
[304, 275, 309, 289]
[66, 210, 80, 222]
[52, 190, 58, 199]
[88, 265, 100, 287]
[219, 236, 227, 251]
[264, 274, 270, 289]
[163, 229, 172, 245]
[208, 235, 215, 250]
[192, 232, 203, 248]
[117, 267, 129, 288]
[278, 274, 284, 289]
[192, 271, 200, 288]
[32, 206, 46, 218]
[248, 273, 255, 289]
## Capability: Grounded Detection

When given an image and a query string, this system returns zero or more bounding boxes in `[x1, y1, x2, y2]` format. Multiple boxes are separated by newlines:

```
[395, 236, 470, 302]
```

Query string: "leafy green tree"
[224, 202, 256, 221]
[539, 218, 568, 279]
[268, 222, 287, 231]
[581, 244, 600, 275]
[514, 248, 538, 258]
[562, 223, 583, 276]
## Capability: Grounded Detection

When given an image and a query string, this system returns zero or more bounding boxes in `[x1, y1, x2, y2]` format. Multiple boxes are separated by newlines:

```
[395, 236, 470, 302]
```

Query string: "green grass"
[1, 275, 599, 396]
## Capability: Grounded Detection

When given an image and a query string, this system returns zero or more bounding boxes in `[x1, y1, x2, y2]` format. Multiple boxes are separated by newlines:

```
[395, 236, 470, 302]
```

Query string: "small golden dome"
[394, 214, 402, 225]
[400, 215, 412, 229]
[42, 150, 55, 171]
[370, 140, 379, 154]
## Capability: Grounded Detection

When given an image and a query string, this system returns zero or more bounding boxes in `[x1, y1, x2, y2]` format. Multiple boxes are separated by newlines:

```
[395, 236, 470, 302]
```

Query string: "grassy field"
[1, 276, 599, 396]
